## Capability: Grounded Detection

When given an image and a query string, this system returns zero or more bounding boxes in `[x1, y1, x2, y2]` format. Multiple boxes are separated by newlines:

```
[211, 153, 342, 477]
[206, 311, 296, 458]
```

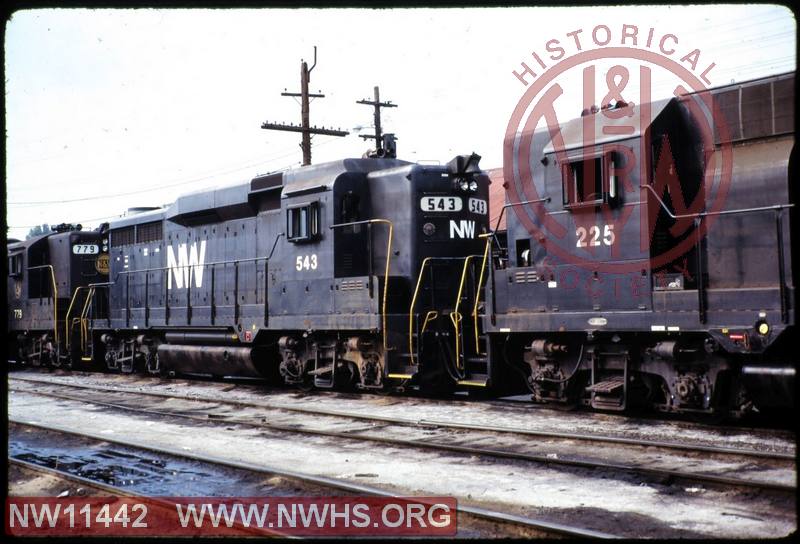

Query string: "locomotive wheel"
[297, 377, 315, 393]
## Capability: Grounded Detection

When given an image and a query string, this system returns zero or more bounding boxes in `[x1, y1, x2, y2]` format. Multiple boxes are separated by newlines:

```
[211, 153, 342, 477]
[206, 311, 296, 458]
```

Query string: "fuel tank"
[156, 344, 263, 378]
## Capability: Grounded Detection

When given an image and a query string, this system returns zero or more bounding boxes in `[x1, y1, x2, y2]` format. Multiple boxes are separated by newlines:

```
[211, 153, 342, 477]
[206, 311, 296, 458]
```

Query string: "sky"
[4, 5, 796, 240]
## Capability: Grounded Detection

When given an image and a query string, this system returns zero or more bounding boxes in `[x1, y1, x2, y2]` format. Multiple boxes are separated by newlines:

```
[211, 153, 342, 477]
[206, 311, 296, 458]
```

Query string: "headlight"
[459, 179, 469, 192]
[469, 180, 478, 192]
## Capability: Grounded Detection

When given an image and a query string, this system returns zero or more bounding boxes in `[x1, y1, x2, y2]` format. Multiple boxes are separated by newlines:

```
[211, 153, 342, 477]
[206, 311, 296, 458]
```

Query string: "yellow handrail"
[421, 311, 438, 335]
[79, 287, 96, 353]
[64, 286, 89, 350]
[450, 255, 477, 371]
[408, 257, 434, 366]
[472, 234, 492, 354]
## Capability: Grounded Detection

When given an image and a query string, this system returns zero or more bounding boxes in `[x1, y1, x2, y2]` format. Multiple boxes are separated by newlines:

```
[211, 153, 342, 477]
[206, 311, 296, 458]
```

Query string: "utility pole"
[261, 47, 348, 166]
[356, 86, 397, 156]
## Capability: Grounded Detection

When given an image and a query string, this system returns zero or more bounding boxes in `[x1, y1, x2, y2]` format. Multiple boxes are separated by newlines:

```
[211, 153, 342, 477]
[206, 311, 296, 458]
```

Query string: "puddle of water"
[11, 428, 274, 496]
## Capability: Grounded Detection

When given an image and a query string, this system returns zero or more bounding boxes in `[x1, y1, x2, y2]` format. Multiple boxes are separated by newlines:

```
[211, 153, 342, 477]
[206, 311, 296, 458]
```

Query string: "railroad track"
[12, 367, 792, 436]
[10, 456, 150, 499]
[10, 376, 795, 494]
[11, 373, 793, 460]
[8, 448, 297, 538]
[8, 420, 618, 539]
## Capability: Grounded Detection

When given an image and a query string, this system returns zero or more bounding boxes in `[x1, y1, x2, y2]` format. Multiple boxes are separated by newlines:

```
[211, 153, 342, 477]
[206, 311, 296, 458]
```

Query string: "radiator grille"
[514, 271, 539, 283]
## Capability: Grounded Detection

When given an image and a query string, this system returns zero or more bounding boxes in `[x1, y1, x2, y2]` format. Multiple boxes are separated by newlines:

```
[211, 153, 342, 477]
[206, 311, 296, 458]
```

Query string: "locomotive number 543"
[296, 254, 318, 271]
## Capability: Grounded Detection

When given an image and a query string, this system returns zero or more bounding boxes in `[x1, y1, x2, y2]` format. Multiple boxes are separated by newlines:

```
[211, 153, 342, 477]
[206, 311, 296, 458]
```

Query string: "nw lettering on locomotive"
[166, 240, 207, 289]
[449, 219, 476, 239]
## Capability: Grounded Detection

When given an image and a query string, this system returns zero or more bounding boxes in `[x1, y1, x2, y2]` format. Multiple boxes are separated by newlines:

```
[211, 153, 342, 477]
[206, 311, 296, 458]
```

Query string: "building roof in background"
[487, 167, 506, 231]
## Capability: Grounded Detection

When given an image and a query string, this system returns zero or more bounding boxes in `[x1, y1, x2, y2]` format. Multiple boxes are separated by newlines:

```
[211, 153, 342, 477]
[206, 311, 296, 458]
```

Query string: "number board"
[468, 198, 487, 215]
[72, 244, 99, 255]
[420, 196, 462, 212]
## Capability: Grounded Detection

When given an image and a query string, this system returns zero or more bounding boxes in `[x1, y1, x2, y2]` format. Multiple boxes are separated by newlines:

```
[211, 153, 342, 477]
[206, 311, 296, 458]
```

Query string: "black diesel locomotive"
[69, 153, 492, 391]
[488, 71, 795, 415]
[7, 72, 795, 417]
[7, 223, 110, 367]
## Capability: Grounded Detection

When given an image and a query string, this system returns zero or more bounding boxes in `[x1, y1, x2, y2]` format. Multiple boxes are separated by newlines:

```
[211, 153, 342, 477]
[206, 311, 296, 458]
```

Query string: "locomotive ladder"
[405, 235, 492, 386]
[586, 348, 630, 411]
[309, 343, 339, 389]
[65, 285, 98, 363]
[406, 256, 463, 379]
[450, 238, 492, 387]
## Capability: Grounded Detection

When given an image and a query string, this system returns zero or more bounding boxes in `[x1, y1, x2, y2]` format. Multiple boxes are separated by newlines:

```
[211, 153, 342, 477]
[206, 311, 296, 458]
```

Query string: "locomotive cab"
[489, 72, 794, 416]
[273, 154, 491, 391]
[7, 224, 109, 367]
[381, 153, 492, 390]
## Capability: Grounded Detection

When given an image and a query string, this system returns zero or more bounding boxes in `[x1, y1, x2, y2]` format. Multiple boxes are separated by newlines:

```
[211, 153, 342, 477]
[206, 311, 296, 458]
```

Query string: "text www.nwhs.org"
[6, 497, 458, 536]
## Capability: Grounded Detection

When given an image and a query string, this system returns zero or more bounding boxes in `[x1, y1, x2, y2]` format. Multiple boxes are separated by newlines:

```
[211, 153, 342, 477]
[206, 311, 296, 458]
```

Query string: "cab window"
[287, 201, 321, 243]
[562, 156, 605, 207]
[8, 253, 23, 277]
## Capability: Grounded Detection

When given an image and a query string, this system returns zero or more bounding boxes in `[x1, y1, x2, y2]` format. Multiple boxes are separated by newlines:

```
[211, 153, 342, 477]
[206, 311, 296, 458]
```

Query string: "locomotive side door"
[331, 175, 378, 321]
[276, 185, 335, 326]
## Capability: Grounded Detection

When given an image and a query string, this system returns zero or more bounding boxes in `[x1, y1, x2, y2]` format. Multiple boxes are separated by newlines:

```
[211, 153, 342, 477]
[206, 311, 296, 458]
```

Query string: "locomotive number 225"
[576, 224, 615, 247]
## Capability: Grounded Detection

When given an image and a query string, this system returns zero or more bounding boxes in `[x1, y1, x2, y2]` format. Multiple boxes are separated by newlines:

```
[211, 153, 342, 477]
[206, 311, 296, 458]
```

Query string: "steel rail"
[7, 456, 286, 538]
[10, 375, 794, 461]
[11, 384, 795, 493]
[9, 456, 148, 499]
[9, 419, 618, 539]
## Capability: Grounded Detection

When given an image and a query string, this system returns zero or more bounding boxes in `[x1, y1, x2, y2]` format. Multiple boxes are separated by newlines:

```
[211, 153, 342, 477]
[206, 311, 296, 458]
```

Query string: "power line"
[8, 153, 284, 205]
[356, 86, 398, 158]
[261, 46, 349, 166]
[7, 135, 350, 212]
[8, 213, 123, 230]
[7, 139, 340, 206]
[9, 166, 255, 205]
[6, 129, 325, 199]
